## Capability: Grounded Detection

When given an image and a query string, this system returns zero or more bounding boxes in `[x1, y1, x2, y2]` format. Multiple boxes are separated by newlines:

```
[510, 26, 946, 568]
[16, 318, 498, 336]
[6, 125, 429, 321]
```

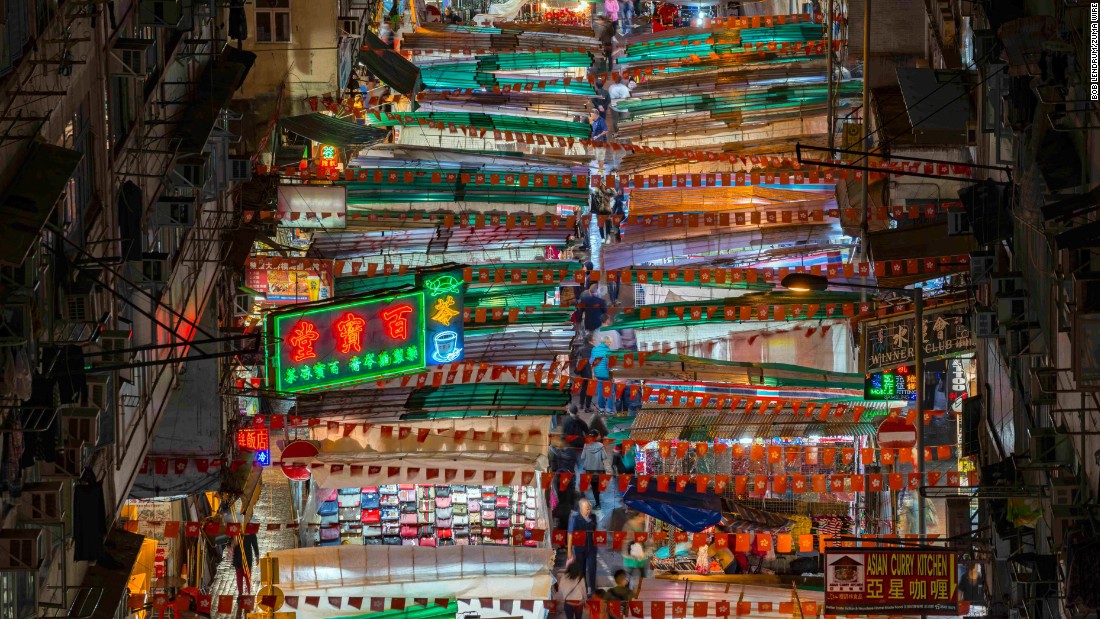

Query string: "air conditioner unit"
[1029, 427, 1073, 467]
[97, 329, 132, 363]
[139, 0, 183, 27]
[61, 406, 100, 447]
[993, 272, 1025, 296]
[153, 196, 196, 227]
[40, 443, 87, 479]
[974, 309, 997, 337]
[947, 210, 972, 235]
[173, 157, 207, 191]
[141, 252, 170, 285]
[61, 291, 102, 323]
[0, 299, 31, 344]
[969, 251, 994, 284]
[228, 157, 252, 182]
[1049, 476, 1079, 507]
[997, 294, 1028, 323]
[0, 530, 44, 571]
[1004, 325, 1037, 356]
[86, 374, 110, 410]
[234, 293, 254, 317]
[339, 16, 360, 37]
[1030, 367, 1058, 405]
[17, 481, 65, 522]
[111, 39, 152, 76]
[1050, 505, 1088, 549]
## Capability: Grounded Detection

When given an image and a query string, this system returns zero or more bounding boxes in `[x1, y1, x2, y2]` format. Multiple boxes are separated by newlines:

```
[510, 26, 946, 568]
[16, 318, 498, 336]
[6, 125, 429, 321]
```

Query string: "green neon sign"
[266, 291, 427, 393]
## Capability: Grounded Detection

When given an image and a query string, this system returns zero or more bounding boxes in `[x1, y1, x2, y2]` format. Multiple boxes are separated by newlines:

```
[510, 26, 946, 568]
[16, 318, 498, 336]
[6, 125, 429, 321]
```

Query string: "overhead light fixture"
[780, 272, 830, 292]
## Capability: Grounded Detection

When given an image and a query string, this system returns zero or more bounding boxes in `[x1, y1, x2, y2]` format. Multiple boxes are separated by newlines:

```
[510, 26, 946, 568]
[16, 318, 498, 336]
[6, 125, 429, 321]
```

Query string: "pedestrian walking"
[581, 430, 608, 508]
[567, 498, 599, 594]
[559, 560, 588, 619]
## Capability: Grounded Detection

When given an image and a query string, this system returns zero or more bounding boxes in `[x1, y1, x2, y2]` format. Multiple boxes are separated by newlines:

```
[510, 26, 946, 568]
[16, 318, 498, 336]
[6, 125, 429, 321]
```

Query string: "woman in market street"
[620, 510, 651, 592]
[567, 498, 600, 594]
[559, 559, 588, 619]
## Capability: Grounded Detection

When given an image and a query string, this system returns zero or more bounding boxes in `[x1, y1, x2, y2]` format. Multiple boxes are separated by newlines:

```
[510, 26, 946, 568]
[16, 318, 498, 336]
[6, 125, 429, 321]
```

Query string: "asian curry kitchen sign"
[825, 549, 958, 615]
[860, 301, 973, 373]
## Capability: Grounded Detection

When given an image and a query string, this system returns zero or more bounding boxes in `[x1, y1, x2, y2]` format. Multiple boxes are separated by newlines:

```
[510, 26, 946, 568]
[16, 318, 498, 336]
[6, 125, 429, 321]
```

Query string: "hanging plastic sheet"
[622, 485, 722, 532]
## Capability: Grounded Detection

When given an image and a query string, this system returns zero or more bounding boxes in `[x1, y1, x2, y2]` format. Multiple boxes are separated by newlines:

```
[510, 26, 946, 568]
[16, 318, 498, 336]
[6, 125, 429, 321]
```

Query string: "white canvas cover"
[310, 417, 549, 457]
[304, 450, 545, 487]
[268, 545, 553, 619]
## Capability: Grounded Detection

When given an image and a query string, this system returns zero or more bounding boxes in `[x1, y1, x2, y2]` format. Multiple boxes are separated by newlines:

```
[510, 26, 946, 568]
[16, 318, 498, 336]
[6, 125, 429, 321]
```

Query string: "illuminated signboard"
[825, 549, 958, 615]
[864, 366, 917, 401]
[255, 450, 271, 466]
[236, 428, 270, 451]
[267, 291, 427, 393]
[420, 272, 466, 366]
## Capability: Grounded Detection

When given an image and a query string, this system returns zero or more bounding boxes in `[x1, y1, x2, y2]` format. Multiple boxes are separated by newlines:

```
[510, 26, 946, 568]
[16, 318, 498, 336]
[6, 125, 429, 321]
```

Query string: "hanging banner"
[245, 256, 334, 306]
[825, 549, 958, 615]
[276, 185, 347, 229]
[861, 302, 974, 372]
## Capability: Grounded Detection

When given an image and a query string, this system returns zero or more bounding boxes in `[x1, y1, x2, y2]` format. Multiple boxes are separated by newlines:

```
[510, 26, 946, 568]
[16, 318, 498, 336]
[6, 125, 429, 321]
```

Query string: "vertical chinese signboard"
[419, 271, 466, 366]
[825, 549, 958, 615]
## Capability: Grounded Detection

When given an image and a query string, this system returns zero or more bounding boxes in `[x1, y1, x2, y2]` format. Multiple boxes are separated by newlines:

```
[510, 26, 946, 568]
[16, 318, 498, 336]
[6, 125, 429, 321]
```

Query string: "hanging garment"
[73, 479, 108, 561]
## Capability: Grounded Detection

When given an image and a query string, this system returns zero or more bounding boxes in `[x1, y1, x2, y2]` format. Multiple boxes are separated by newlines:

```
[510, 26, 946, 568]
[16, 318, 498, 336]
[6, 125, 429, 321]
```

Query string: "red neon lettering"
[287, 321, 320, 362]
[333, 312, 367, 354]
[380, 305, 414, 341]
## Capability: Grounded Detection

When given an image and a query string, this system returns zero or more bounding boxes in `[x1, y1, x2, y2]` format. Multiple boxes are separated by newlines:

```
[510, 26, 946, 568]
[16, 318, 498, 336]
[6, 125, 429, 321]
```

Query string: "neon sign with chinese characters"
[236, 428, 270, 451]
[864, 365, 918, 401]
[420, 273, 466, 365]
[267, 292, 427, 393]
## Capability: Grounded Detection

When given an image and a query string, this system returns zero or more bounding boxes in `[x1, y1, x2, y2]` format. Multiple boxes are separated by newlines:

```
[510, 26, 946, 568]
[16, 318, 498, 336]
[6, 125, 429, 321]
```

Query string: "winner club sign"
[825, 549, 958, 615]
[265, 272, 465, 393]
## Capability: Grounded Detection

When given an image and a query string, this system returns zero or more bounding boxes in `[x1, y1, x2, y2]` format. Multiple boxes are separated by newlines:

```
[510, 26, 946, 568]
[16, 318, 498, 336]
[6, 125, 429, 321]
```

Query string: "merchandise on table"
[312, 483, 543, 547]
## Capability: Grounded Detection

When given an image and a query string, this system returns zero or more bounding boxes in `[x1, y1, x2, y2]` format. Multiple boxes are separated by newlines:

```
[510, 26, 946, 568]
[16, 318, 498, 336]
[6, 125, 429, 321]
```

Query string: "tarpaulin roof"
[292, 382, 569, 421]
[280, 113, 388, 147]
[612, 353, 865, 389]
[359, 32, 420, 94]
[605, 290, 865, 330]
[623, 485, 723, 532]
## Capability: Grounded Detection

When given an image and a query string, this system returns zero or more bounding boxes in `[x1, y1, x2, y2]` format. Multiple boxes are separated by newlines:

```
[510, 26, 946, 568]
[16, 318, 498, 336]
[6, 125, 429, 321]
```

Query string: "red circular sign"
[280, 440, 319, 481]
[877, 416, 917, 449]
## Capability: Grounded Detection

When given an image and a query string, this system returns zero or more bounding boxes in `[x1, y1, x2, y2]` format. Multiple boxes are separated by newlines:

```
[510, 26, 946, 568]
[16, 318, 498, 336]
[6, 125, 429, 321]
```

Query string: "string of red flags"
[137, 592, 911, 619]
[141, 456, 978, 493]
[127, 521, 952, 553]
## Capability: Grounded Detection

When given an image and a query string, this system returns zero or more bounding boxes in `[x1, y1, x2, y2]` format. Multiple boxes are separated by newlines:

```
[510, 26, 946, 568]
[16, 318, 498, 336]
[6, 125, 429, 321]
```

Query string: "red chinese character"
[333, 312, 367, 354]
[380, 305, 414, 341]
[287, 321, 320, 362]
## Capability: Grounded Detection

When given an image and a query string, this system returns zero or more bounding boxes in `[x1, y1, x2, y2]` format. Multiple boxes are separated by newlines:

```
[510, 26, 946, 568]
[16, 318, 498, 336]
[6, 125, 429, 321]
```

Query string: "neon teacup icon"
[432, 331, 462, 363]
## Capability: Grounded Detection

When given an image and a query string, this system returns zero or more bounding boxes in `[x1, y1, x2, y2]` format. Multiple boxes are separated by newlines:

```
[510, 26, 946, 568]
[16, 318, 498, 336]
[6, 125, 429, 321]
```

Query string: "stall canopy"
[301, 449, 544, 488]
[280, 113, 388, 147]
[623, 485, 723, 532]
[269, 545, 552, 619]
[309, 417, 549, 458]
[359, 31, 421, 95]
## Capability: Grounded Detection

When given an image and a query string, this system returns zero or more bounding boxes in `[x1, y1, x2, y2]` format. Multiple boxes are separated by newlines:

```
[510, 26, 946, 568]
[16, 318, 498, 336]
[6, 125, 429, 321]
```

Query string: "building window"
[255, 0, 290, 42]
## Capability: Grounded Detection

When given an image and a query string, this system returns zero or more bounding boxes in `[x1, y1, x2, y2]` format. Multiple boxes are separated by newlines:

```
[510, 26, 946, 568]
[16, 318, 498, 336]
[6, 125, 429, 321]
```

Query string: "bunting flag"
[454, 262, 968, 291]
[130, 521, 953, 552]
[144, 459, 978, 495]
[132, 592, 967, 617]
